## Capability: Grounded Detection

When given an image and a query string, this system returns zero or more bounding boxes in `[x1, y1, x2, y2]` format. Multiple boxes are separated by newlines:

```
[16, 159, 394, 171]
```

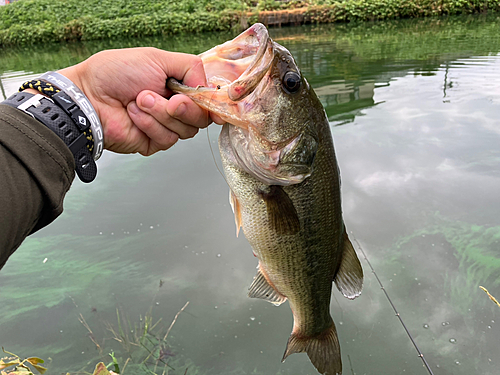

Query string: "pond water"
[1, 14, 500, 375]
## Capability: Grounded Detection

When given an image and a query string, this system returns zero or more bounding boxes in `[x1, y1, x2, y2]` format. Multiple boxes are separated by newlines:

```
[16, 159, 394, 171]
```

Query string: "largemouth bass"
[167, 23, 363, 375]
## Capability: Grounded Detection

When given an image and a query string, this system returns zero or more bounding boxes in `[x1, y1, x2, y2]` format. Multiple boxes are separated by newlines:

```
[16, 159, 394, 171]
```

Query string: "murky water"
[1, 14, 500, 375]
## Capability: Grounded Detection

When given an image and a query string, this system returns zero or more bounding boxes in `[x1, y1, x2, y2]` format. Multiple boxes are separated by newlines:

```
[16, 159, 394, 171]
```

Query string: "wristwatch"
[2, 91, 97, 182]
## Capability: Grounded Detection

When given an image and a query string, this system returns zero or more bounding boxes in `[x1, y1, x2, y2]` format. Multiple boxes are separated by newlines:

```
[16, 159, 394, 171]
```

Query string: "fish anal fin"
[248, 266, 286, 306]
[282, 323, 342, 375]
[334, 227, 364, 300]
[258, 185, 300, 235]
[229, 190, 242, 237]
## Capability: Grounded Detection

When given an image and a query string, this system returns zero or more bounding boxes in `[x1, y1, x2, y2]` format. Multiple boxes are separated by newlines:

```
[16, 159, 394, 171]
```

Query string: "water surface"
[1, 15, 500, 375]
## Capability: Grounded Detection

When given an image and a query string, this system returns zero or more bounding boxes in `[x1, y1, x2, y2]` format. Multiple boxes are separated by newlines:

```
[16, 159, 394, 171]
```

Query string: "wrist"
[23, 88, 46, 97]
[58, 64, 85, 98]
[2, 73, 104, 183]
[39, 71, 104, 161]
[2, 91, 98, 182]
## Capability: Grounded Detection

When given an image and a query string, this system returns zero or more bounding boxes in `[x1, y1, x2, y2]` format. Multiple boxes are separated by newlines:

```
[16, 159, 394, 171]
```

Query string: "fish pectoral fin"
[334, 227, 364, 300]
[258, 185, 300, 235]
[248, 267, 286, 306]
[229, 190, 242, 237]
[282, 322, 342, 375]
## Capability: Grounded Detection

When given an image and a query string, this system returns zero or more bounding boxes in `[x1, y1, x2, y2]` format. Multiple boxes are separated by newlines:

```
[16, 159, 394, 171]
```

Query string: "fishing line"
[353, 237, 435, 375]
[205, 83, 231, 186]
[206, 127, 229, 187]
[347, 354, 355, 375]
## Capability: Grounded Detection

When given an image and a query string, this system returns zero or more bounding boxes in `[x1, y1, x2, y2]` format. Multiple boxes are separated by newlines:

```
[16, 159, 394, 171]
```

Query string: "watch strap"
[41, 72, 104, 160]
[2, 91, 97, 183]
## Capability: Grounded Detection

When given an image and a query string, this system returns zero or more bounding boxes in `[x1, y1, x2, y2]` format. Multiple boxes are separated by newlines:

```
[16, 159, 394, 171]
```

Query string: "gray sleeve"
[0, 104, 75, 270]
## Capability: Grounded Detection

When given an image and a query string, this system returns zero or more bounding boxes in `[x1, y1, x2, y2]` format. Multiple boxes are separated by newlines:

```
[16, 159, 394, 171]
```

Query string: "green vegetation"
[0, 0, 245, 46]
[1, 293, 195, 375]
[1, 14, 499, 76]
[395, 215, 500, 313]
[75, 301, 197, 375]
[0, 0, 499, 46]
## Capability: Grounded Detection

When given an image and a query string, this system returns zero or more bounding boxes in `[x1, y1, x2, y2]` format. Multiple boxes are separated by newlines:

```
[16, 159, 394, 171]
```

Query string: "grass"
[1, 297, 192, 375]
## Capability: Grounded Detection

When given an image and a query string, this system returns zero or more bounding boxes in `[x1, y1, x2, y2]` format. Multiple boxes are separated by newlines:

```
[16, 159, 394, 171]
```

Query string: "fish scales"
[167, 23, 364, 375]
[223, 119, 343, 332]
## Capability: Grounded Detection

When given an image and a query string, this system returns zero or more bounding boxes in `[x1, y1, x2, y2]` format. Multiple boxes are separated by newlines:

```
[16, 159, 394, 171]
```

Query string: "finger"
[152, 49, 207, 88]
[137, 91, 205, 138]
[127, 101, 180, 154]
[166, 94, 211, 129]
[210, 113, 225, 125]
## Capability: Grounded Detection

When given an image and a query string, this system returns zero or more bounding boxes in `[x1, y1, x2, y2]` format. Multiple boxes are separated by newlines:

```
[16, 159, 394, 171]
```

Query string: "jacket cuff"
[0, 104, 75, 232]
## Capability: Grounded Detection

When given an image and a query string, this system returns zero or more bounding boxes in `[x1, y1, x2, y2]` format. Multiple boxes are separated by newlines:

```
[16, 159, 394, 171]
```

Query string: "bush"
[0, 0, 498, 46]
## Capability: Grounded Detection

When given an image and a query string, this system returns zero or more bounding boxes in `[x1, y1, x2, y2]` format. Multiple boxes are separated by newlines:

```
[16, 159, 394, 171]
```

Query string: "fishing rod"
[353, 238, 435, 375]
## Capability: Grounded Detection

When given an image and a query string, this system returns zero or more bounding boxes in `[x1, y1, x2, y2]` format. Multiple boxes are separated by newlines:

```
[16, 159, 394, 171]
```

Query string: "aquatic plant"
[395, 215, 500, 313]
[74, 297, 193, 374]
[0, 297, 196, 374]
[479, 286, 500, 309]
[91, 362, 119, 375]
[0, 348, 47, 375]
[0, 234, 140, 326]
[0, 351, 120, 375]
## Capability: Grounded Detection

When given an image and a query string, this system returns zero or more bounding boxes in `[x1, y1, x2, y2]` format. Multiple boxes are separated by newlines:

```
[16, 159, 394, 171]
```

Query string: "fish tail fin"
[282, 323, 341, 375]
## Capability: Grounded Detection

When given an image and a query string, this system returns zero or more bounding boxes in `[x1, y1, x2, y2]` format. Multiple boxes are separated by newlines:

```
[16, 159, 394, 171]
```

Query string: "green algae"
[0, 233, 146, 325]
[395, 214, 500, 313]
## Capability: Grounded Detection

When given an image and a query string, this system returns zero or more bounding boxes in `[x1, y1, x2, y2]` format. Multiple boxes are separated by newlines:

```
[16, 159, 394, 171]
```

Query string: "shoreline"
[1, 1, 499, 47]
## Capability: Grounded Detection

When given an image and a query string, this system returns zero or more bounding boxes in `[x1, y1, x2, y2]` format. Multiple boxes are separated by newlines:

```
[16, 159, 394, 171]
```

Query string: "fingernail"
[142, 94, 155, 109]
[129, 101, 140, 114]
[173, 102, 186, 118]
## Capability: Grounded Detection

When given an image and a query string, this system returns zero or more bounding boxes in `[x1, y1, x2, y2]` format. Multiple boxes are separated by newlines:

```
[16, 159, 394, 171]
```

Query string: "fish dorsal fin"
[282, 322, 342, 375]
[258, 185, 300, 235]
[248, 266, 287, 306]
[334, 228, 364, 300]
[229, 190, 242, 237]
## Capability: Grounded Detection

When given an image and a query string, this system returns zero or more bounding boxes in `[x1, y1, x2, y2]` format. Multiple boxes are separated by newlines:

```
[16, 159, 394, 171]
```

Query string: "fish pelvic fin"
[282, 323, 342, 375]
[248, 266, 287, 306]
[229, 190, 242, 237]
[334, 227, 364, 300]
[258, 185, 300, 235]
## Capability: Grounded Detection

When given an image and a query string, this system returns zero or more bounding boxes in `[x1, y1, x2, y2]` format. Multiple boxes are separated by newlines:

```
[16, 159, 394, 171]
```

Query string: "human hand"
[58, 47, 211, 156]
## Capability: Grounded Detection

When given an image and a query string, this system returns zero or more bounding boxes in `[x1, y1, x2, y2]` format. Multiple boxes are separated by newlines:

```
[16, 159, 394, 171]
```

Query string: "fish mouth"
[167, 24, 316, 185]
[166, 23, 274, 129]
[201, 23, 273, 102]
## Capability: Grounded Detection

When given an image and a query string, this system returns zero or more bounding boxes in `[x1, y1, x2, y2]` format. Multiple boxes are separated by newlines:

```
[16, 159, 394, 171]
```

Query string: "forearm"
[0, 47, 211, 270]
[0, 104, 75, 270]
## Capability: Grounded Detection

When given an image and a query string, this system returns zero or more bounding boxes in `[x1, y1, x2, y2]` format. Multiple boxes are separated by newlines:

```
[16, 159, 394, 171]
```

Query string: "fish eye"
[282, 71, 301, 94]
